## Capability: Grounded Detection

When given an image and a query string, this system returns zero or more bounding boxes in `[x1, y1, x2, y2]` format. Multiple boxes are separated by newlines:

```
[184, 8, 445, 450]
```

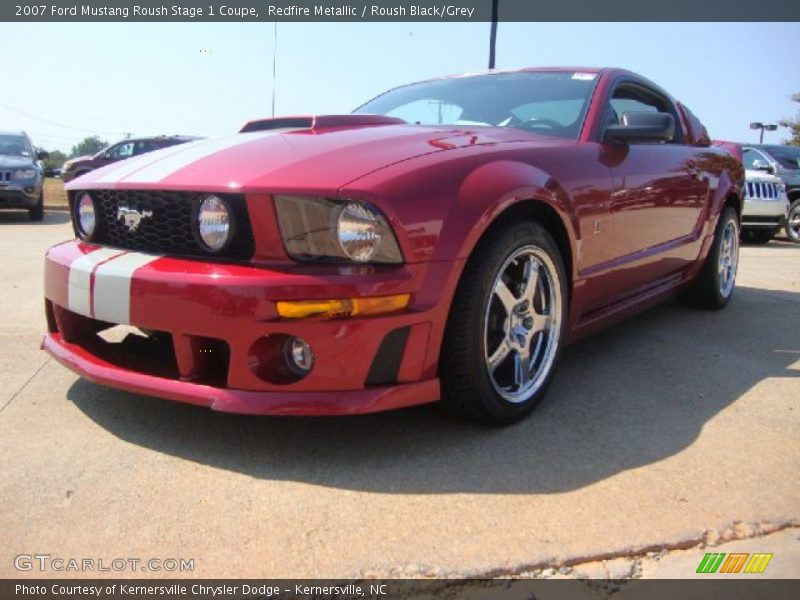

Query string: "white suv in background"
[740, 167, 789, 244]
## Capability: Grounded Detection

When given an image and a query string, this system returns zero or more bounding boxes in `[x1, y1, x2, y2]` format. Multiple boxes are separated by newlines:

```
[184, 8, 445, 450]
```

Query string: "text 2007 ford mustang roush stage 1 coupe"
[43, 68, 744, 424]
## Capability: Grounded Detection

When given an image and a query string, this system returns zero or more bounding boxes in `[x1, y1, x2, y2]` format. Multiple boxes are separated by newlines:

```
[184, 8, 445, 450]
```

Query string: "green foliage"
[69, 135, 108, 158]
[42, 149, 67, 170]
[779, 92, 800, 146]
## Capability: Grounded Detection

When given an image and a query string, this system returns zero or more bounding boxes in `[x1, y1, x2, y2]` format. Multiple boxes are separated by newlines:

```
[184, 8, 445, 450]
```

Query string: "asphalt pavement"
[1, 210, 798, 579]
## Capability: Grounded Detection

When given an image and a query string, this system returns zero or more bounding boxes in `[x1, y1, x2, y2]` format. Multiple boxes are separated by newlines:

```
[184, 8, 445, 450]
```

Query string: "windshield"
[762, 145, 800, 170]
[0, 134, 31, 158]
[354, 71, 598, 140]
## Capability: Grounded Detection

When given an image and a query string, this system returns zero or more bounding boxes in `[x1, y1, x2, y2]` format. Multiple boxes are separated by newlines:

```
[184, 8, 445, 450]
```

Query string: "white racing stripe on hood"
[93, 139, 210, 183]
[107, 129, 298, 184]
[93, 252, 161, 324]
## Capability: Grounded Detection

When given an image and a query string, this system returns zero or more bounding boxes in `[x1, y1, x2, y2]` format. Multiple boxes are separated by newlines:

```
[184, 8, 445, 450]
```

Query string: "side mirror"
[603, 111, 675, 144]
[752, 159, 775, 174]
[36, 150, 50, 160]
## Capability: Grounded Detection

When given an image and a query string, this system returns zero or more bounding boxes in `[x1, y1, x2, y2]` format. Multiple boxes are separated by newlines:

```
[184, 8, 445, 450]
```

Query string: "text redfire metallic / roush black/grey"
[42, 67, 744, 424]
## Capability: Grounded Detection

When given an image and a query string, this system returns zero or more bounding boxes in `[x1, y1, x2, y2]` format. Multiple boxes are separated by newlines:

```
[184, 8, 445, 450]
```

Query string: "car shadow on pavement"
[0, 210, 70, 225]
[67, 285, 799, 494]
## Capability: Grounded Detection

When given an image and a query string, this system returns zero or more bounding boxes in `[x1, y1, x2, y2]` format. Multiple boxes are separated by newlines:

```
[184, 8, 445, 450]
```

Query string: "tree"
[779, 92, 800, 146]
[70, 135, 108, 158]
[42, 149, 67, 171]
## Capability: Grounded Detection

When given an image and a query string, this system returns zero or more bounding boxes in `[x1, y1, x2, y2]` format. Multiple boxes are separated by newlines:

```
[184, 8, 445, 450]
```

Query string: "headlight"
[195, 195, 232, 252]
[13, 169, 37, 180]
[274, 195, 403, 264]
[75, 193, 96, 239]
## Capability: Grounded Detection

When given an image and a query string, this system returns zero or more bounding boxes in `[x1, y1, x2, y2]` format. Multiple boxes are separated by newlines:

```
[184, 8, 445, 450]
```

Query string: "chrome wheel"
[718, 218, 739, 299]
[787, 204, 800, 243]
[483, 245, 562, 403]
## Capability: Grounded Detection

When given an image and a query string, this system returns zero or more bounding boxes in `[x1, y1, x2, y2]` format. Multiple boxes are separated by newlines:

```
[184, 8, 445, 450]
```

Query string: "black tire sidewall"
[787, 200, 800, 243]
[442, 221, 568, 424]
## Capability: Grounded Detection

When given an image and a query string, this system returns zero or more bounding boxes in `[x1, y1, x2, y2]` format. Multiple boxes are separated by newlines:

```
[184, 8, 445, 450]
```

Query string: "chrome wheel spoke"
[519, 256, 540, 304]
[494, 279, 517, 314]
[487, 338, 512, 371]
[513, 352, 531, 388]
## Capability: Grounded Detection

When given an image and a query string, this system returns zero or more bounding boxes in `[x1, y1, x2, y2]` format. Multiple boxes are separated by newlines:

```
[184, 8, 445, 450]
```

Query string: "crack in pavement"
[364, 519, 800, 580]
[0, 358, 50, 414]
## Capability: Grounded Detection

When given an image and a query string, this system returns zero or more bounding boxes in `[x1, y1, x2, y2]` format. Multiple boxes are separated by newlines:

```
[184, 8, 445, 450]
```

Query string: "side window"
[107, 142, 135, 159]
[608, 83, 683, 143]
[742, 149, 769, 170]
[133, 141, 154, 155]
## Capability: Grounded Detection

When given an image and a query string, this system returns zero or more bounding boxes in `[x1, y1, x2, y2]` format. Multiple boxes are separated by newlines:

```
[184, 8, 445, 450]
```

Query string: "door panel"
[607, 143, 706, 260]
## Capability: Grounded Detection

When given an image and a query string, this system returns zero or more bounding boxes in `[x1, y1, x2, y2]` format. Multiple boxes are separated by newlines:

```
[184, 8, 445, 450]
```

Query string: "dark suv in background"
[0, 130, 48, 221]
[62, 135, 202, 183]
[742, 144, 800, 243]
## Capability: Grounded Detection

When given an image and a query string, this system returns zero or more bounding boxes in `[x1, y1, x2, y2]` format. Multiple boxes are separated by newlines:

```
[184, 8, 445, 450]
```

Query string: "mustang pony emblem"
[117, 206, 153, 232]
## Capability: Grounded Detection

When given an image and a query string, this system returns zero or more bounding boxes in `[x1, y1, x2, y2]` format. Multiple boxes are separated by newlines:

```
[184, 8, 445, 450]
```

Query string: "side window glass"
[743, 149, 767, 170]
[134, 141, 152, 155]
[108, 142, 134, 159]
[608, 83, 681, 143]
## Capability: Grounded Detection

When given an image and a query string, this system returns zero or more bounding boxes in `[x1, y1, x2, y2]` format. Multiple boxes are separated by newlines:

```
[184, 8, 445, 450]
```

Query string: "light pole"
[488, 0, 498, 69]
[750, 122, 777, 144]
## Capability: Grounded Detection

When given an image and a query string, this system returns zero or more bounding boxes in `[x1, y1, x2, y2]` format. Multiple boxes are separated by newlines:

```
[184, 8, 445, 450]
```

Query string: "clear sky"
[0, 21, 797, 153]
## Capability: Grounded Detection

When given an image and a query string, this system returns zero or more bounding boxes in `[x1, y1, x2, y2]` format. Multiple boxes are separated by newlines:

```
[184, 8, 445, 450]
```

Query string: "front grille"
[745, 181, 780, 200]
[81, 190, 255, 260]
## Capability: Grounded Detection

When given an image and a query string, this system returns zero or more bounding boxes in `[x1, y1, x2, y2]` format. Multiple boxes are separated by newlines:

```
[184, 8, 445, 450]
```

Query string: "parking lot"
[0, 210, 798, 579]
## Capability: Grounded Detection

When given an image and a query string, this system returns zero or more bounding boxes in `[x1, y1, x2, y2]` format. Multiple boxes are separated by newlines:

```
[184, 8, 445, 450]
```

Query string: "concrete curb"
[44, 206, 70, 212]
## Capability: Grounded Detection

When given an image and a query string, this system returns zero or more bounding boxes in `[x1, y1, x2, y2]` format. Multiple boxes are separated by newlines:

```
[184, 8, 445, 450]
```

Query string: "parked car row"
[0, 133, 202, 220]
[61, 135, 202, 183]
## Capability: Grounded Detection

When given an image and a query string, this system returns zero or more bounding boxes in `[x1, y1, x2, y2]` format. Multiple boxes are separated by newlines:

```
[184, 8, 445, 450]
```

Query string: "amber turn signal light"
[276, 293, 411, 319]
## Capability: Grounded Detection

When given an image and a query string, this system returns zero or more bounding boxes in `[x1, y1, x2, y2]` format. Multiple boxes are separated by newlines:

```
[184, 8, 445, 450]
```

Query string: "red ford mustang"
[43, 67, 743, 424]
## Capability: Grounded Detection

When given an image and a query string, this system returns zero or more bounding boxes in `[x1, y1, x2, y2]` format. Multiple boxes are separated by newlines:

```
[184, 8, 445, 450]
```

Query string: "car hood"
[66, 115, 538, 193]
[745, 169, 782, 184]
[0, 155, 34, 169]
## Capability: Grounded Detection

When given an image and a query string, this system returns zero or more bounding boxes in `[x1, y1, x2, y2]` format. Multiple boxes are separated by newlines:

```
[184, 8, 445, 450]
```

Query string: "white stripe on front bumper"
[93, 252, 161, 324]
[67, 248, 126, 317]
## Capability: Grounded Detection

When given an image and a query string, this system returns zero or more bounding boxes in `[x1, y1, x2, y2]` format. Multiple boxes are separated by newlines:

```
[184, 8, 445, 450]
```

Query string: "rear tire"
[678, 206, 739, 310]
[439, 221, 568, 425]
[786, 199, 800, 244]
[29, 192, 44, 222]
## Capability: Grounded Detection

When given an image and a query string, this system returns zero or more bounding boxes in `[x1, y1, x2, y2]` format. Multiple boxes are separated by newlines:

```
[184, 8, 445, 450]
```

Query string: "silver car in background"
[0, 131, 47, 221]
[743, 144, 800, 243]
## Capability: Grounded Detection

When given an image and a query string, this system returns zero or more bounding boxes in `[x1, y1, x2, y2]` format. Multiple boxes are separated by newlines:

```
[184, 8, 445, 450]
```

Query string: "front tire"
[678, 206, 739, 309]
[439, 221, 568, 425]
[29, 192, 44, 222]
[786, 199, 800, 244]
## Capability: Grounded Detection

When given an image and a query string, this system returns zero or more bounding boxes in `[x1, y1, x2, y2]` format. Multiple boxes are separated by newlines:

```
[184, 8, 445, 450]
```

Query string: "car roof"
[419, 66, 608, 83]
[752, 144, 796, 151]
[119, 135, 204, 143]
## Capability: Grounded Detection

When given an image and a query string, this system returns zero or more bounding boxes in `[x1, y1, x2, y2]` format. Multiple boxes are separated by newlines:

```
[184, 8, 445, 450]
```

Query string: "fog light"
[284, 336, 314, 375]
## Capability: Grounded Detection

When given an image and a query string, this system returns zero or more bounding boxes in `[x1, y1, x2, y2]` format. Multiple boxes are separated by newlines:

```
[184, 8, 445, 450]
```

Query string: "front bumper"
[741, 196, 788, 228]
[0, 184, 39, 208]
[43, 240, 455, 415]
